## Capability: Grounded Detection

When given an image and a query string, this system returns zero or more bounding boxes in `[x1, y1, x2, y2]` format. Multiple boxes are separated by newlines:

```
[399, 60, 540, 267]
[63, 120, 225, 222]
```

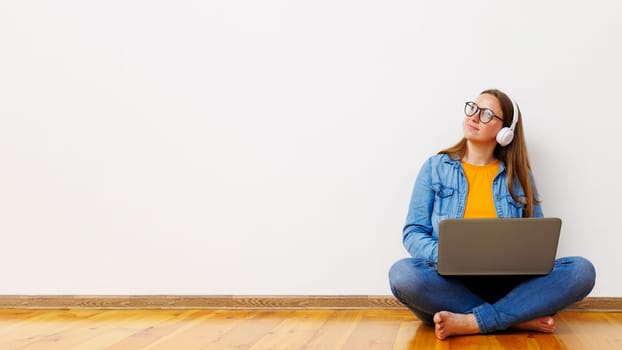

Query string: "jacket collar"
[440, 152, 506, 172]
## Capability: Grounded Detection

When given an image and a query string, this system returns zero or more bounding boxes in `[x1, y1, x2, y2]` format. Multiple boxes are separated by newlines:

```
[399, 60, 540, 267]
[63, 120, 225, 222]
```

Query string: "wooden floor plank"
[160, 310, 255, 350]
[65, 310, 203, 350]
[247, 310, 334, 350]
[294, 310, 364, 350]
[552, 311, 586, 349]
[390, 320, 423, 350]
[0, 310, 54, 337]
[531, 333, 567, 350]
[124, 310, 225, 350]
[557, 311, 622, 349]
[19, 310, 146, 350]
[0, 309, 619, 349]
[134, 310, 255, 350]
[0, 309, 103, 349]
[489, 333, 546, 350]
[193, 310, 294, 350]
[0, 309, 99, 339]
[340, 310, 411, 350]
[105, 310, 212, 350]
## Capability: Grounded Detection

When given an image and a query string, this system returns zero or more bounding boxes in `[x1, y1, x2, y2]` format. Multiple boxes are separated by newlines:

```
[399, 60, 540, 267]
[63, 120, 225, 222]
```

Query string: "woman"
[388, 89, 596, 339]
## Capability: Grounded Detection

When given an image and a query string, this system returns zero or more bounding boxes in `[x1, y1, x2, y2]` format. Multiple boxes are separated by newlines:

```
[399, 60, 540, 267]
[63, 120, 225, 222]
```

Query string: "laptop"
[437, 217, 561, 276]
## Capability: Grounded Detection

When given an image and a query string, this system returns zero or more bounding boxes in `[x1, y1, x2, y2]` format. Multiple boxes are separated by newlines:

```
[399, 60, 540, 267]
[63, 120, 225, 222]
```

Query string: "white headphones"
[496, 98, 519, 147]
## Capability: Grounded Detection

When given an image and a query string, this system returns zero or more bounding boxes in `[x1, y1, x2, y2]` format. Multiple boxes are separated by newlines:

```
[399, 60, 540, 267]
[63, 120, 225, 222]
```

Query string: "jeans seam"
[473, 306, 489, 334]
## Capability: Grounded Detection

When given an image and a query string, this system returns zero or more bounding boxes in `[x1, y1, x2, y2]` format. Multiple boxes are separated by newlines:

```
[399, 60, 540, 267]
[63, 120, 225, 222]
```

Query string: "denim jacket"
[403, 153, 543, 262]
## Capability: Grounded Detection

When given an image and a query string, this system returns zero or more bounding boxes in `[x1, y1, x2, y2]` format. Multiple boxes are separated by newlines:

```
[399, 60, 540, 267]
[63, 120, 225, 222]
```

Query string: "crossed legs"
[389, 256, 595, 339]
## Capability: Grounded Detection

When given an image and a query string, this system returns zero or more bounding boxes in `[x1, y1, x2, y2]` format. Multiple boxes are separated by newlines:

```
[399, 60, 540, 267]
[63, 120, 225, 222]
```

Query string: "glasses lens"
[481, 109, 494, 123]
[465, 102, 477, 116]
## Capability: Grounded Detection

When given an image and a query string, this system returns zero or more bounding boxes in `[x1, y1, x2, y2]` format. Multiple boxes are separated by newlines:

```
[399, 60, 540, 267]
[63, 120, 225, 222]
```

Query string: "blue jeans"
[388, 256, 596, 333]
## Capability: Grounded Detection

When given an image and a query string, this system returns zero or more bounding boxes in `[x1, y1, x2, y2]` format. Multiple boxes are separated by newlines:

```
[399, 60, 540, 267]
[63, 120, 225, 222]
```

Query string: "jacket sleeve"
[402, 157, 438, 261]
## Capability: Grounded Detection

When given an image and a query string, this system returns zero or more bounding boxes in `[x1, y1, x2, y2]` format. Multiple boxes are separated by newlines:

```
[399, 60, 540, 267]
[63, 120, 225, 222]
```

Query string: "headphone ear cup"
[496, 127, 514, 147]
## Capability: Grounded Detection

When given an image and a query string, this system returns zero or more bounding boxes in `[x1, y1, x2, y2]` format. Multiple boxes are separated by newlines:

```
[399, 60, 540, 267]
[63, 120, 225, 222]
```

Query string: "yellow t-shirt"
[462, 160, 500, 218]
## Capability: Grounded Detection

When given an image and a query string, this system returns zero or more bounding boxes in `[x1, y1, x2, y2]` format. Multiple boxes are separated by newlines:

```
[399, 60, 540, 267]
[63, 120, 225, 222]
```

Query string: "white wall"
[0, 0, 620, 296]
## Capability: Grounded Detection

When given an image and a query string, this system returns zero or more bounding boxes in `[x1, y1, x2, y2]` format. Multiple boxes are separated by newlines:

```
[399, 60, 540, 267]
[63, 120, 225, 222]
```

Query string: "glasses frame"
[464, 101, 504, 124]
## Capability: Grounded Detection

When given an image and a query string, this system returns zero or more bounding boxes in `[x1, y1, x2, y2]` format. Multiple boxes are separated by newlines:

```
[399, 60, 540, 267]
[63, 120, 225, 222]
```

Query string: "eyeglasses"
[464, 101, 503, 124]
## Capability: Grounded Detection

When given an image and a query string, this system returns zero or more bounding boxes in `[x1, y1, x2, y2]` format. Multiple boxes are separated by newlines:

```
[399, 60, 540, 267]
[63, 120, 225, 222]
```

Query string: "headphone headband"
[509, 99, 519, 132]
[496, 97, 519, 147]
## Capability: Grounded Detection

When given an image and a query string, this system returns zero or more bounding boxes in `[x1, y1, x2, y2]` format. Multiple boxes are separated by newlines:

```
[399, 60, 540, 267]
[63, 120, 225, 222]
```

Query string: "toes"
[434, 318, 446, 340]
[435, 328, 446, 340]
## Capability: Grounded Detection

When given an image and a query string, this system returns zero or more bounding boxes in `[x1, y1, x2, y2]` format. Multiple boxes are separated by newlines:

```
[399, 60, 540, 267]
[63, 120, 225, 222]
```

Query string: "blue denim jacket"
[403, 153, 543, 262]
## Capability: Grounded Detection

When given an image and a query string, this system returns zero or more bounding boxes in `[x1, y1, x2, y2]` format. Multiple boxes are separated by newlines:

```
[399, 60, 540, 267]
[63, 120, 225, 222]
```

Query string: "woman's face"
[463, 93, 504, 144]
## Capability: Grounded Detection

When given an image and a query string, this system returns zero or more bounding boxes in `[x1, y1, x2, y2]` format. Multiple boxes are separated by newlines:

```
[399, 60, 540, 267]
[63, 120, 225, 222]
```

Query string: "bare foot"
[433, 311, 481, 340]
[511, 316, 555, 333]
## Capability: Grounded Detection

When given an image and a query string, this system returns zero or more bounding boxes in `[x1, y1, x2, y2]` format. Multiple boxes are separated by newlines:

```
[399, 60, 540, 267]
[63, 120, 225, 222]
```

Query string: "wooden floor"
[0, 309, 621, 349]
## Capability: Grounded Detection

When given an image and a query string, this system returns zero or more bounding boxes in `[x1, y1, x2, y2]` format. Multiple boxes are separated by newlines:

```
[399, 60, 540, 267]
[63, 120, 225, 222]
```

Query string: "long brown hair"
[439, 89, 540, 217]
